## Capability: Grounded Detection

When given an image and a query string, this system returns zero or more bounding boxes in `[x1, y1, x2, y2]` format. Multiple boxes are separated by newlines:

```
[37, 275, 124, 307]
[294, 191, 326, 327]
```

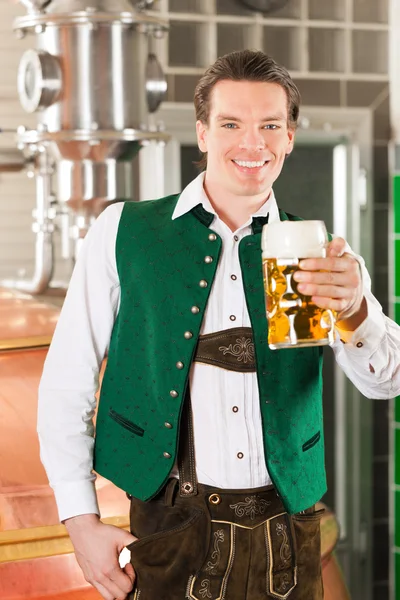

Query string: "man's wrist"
[336, 296, 368, 332]
[64, 512, 100, 531]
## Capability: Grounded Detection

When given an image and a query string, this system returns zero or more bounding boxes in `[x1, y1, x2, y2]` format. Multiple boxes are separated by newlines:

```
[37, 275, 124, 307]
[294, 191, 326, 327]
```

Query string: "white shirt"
[38, 172, 400, 522]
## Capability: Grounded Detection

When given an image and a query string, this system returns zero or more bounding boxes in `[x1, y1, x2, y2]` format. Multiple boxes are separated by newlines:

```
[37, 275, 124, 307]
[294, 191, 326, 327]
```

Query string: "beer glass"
[261, 220, 336, 349]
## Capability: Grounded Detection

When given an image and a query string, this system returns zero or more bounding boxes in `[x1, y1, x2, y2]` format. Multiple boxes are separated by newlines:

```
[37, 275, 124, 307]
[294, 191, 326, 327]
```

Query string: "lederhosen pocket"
[290, 508, 325, 598]
[127, 483, 210, 600]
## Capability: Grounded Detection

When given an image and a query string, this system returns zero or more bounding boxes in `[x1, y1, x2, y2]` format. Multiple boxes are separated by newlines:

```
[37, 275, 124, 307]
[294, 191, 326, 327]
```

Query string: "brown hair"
[193, 49, 301, 169]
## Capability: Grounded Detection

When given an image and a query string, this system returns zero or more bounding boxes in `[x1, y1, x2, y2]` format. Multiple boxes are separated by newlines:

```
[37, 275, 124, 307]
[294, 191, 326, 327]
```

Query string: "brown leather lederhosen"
[127, 329, 324, 600]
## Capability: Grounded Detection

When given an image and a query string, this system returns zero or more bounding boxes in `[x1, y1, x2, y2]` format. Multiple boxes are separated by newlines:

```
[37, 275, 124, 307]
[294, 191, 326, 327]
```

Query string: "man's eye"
[264, 124, 279, 130]
[223, 123, 237, 129]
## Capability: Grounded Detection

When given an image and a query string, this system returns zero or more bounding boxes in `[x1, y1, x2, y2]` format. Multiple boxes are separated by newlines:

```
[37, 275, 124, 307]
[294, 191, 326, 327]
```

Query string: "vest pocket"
[302, 431, 320, 453]
[109, 408, 145, 437]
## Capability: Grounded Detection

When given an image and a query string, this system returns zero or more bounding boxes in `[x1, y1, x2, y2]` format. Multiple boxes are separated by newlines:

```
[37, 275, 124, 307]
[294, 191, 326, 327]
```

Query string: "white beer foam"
[261, 220, 328, 259]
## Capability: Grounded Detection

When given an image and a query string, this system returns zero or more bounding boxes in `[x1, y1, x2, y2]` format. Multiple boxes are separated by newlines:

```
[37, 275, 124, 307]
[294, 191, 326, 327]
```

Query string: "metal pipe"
[0, 148, 55, 294]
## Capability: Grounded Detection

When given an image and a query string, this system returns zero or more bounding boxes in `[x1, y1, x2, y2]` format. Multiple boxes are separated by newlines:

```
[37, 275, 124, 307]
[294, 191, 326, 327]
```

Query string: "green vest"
[93, 194, 327, 514]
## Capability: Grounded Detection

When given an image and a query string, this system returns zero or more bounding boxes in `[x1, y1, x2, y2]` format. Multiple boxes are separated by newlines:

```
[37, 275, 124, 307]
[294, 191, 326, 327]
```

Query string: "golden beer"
[261, 221, 335, 349]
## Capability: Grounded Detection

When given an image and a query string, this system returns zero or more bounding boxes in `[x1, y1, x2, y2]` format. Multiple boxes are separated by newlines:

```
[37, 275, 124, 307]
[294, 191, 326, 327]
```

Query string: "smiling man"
[38, 50, 400, 600]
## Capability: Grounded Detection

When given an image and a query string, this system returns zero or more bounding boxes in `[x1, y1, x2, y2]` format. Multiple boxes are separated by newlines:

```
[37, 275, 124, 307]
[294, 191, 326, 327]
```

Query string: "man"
[38, 50, 400, 600]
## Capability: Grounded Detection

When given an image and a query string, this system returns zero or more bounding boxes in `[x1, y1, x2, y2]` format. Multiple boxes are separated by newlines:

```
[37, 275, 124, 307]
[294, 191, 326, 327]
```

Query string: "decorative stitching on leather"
[198, 579, 212, 598]
[276, 522, 291, 566]
[229, 496, 271, 520]
[205, 529, 225, 575]
[220, 524, 236, 599]
[265, 515, 297, 599]
[218, 337, 255, 364]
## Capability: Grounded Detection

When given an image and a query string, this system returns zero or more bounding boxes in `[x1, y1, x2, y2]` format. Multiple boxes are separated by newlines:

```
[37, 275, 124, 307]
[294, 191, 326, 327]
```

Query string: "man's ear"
[286, 128, 295, 156]
[196, 120, 208, 153]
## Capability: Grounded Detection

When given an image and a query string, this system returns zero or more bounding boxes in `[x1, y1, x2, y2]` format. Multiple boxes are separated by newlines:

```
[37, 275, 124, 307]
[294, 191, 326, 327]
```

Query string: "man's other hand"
[64, 513, 137, 600]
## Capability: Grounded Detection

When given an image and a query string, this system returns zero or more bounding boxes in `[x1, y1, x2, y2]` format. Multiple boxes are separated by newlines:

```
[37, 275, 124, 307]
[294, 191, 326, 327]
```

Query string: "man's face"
[196, 80, 295, 198]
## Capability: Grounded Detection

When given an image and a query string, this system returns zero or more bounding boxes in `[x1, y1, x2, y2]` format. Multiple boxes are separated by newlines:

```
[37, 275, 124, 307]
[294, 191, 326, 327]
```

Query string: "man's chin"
[231, 180, 270, 198]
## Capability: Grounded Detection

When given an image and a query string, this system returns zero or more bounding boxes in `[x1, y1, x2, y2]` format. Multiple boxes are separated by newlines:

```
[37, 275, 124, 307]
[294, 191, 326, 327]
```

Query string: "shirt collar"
[171, 171, 281, 225]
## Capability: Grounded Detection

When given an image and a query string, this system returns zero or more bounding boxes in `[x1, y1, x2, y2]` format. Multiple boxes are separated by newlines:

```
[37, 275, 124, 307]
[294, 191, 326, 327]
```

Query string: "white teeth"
[234, 160, 266, 168]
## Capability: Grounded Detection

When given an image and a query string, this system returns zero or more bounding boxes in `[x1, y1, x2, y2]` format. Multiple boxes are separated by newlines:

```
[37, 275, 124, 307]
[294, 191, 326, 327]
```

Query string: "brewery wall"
[0, 0, 393, 598]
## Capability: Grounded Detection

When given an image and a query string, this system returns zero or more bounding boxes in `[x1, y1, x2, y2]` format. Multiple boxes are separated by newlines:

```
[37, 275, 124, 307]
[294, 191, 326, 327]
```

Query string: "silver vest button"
[208, 233, 217, 241]
[184, 331, 193, 339]
[164, 422, 173, 429]
[199, 280, 208, 288]
[170, 390, 178, 398]
[163, 452, 172, 459]
[204, 256, 213, 264]
[176, 361, 184, 369]
[191, 306, 200, 314]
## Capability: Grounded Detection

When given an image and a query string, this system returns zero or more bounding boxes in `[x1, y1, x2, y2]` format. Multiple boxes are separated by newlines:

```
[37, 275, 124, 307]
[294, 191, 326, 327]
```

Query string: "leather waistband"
[195, 327, 255, 372]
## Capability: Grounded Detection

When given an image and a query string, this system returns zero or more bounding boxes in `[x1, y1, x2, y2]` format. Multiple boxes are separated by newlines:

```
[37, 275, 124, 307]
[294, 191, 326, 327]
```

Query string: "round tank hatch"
[18, 50, 62, 113]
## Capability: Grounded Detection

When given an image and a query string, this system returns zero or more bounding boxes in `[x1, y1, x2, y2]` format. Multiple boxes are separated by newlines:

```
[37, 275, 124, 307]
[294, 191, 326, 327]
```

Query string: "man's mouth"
[232, 159, 269, 170]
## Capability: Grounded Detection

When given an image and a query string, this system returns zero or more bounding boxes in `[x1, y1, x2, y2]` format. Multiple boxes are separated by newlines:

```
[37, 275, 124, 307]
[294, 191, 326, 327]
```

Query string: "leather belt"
[194, 327, 256, 372]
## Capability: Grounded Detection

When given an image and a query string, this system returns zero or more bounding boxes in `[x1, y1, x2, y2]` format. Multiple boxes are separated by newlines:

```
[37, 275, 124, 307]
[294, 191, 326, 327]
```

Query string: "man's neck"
[203, 177, 271, 232]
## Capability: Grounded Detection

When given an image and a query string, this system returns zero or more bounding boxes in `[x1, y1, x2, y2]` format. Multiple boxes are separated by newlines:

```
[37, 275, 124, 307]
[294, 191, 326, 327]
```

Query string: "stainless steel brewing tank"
[15, 0, 168, 213]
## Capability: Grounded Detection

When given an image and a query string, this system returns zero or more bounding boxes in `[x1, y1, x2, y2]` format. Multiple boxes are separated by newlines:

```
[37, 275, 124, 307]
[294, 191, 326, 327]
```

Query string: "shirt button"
[231, 274, 237, 281]
[204, 256, 213, 264]
[184, 331, 193, 339]
[191, 306, 200, 314]
[356, 342, 363, 348]
[237, 452, 244, 459]
[164, 422, 173, 429]
[234, 235, 239, 242]
[199, 280, 208, 288]
[232, 406, 239, 413]
[170, 390, 179, 398]
[208, 233, 217, 241]
[230, 315, 236, 321]
[163, 452, 172, 459]
[176, 361, 184, 369]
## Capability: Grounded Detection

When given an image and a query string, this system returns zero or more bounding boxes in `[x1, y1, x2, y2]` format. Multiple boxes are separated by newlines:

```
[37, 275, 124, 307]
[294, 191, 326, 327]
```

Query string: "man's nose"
[238, 130, 266, 151]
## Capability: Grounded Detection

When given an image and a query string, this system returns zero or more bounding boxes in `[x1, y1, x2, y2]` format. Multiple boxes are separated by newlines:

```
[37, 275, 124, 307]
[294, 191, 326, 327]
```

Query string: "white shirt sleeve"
[331, 246, 400, 399]
[37, 202, 123, 522]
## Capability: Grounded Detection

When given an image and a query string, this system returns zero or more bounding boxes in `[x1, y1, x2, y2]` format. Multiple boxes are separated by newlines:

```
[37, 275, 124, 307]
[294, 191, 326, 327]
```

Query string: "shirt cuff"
[52, 480, 100, 523]
[334, 295, 386, 354]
